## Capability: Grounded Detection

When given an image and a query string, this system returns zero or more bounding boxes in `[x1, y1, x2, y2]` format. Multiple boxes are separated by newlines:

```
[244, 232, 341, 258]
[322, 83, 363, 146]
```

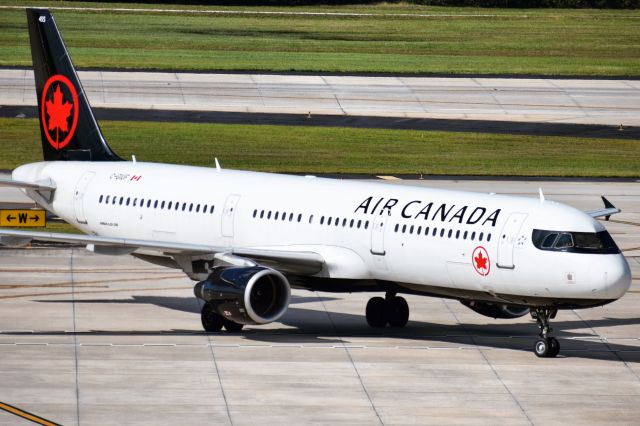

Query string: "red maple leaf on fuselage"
[474, 251, 488, 270]
[45, 84, 73, 138]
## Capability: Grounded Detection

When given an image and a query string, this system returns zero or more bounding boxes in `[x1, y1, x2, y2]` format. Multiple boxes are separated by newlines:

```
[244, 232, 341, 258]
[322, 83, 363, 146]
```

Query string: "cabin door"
[74, 171, 95, 224]
[496, 213, 528, 269]
[221, 194, 241, 238]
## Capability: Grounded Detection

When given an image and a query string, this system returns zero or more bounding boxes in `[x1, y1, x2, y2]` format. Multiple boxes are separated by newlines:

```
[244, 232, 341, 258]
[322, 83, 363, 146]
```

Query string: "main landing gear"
[366, 292, 409, 328]
[531, 307, 560, 358]
[201, 301, 244, 333]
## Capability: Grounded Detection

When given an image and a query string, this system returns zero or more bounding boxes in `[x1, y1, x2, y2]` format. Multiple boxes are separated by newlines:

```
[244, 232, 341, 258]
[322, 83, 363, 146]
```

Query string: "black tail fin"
[27, 8, 121, 162]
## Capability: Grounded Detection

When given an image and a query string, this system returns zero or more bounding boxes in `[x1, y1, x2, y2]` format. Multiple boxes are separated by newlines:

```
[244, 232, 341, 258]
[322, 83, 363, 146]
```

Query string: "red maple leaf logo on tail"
[45, 84, 73, 140]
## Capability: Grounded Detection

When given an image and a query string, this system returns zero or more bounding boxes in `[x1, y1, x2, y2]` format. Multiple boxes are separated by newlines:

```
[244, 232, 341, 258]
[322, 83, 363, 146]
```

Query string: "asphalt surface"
[2, 69, 639, 137]
[0, 179, 638, 425]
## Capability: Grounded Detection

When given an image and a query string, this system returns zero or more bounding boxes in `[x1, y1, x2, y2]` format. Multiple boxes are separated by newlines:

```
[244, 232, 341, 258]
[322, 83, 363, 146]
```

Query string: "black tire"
[223, 318, 244, 332]
[534, 338, 551, 358]
[386, 296, 409, 328]
[201, 302, 223, 332]
[548, 337, 560, 358]
[366, 297, 388, 328]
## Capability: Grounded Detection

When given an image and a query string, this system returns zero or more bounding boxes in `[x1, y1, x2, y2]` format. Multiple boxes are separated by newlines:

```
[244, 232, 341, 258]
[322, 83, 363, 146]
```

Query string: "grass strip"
[0, 2, 639, 76]
[1, 118, 638, 177]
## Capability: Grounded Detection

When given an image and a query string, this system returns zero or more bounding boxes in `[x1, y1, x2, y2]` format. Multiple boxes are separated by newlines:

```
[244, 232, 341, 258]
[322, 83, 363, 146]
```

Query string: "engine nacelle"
[461, 301, 529, 319]
[193, 266, 290, 325]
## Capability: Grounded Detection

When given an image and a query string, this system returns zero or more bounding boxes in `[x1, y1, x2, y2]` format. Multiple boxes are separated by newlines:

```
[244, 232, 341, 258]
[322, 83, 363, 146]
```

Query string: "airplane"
[0, 8, 631, 358]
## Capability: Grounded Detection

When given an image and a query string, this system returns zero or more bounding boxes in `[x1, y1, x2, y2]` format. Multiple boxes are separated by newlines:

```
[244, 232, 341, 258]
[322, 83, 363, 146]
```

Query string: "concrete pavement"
[2, 69, 639, 127]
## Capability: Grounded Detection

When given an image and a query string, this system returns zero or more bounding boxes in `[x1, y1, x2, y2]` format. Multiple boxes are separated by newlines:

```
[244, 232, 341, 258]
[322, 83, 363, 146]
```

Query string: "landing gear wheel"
[223, 318, 244, 332]
[534, 338, 550, 358]
[386, 296, 409, 328]
[366, 297, 388, 328]
[201, 302, 223, 332]
[531, 307, 560, 358]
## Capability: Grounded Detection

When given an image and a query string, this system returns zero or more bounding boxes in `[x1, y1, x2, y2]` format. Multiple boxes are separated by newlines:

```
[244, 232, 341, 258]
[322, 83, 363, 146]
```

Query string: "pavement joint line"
[571, 309, 640, 382]
[317, 293, 384, 425]
[441, 298, 534, 425]
[69, 249, 81, 426]
[198, 298, 234, 426]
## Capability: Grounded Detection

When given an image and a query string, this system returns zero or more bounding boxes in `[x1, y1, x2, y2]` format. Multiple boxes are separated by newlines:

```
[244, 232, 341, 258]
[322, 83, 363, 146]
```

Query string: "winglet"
[587, 196, 621, 221]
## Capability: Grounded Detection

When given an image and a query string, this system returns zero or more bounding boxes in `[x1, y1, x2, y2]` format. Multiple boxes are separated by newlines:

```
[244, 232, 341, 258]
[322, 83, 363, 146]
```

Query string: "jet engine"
[461, 301, 529, 319]
[193, 266, 291, 325]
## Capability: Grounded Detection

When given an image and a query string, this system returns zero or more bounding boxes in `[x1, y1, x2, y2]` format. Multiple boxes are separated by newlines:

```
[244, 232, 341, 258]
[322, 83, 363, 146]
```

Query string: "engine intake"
[194, 266, 290, 325]
[461, 301, 529, 319]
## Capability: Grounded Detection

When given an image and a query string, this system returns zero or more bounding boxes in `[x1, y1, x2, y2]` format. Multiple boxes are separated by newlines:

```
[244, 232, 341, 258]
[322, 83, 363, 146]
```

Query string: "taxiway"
[0, 179, 638, 425]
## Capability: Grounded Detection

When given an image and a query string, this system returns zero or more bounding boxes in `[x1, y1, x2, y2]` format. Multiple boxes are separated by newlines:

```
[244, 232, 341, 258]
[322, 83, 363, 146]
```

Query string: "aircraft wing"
[0, 229, 324, 275]
[586, 196, 621, 221]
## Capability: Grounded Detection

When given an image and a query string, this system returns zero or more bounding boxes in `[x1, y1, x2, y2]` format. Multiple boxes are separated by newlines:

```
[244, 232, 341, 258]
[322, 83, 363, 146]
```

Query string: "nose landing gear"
[365, 292, 410, 328]
[531, 307, 560, 358]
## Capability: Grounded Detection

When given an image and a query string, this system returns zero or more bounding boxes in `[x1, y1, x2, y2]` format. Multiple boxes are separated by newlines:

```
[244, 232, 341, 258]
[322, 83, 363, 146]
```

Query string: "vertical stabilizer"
[27, 8, 121, 161]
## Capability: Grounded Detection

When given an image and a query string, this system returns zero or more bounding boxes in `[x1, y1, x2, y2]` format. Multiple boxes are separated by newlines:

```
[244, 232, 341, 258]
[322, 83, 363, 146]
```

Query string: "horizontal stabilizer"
[0, 178, 56, 192]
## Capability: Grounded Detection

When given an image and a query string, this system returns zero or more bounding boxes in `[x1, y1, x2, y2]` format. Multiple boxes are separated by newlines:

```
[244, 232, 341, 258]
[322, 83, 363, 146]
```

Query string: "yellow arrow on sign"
[0, 209, 46, 227]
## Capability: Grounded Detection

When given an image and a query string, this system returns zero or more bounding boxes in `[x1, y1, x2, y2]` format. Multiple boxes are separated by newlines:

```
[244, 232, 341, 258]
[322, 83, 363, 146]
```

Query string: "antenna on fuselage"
[538, 188, 545, 203]
[131, 155, 136, 164]
[214, 157, 221, 172]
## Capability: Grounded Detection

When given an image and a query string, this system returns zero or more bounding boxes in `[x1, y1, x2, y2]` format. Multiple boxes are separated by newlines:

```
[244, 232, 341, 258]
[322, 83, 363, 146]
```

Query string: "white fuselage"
[13, 161, 631, 307]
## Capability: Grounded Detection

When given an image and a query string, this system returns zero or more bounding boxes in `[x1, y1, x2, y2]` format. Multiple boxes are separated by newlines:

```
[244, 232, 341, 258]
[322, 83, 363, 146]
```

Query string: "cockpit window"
[532, 229, 619, 254]
[541, 233, 558, 248]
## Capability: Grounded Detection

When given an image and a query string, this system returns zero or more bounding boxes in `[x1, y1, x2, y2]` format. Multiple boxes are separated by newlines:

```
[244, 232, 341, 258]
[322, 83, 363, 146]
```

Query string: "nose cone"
[603, 255, 632, 300]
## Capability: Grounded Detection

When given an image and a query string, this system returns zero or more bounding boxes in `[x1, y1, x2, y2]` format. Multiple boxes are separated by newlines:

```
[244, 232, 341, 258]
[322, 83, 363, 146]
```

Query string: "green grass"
[1, 118, 638, 177]
[0, 1, 639, 76]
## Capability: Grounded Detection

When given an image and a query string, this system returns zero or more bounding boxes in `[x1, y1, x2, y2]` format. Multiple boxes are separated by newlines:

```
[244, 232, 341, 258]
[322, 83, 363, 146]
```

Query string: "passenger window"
[357, 220, 362, 229]
[425, 227, 429, 236]
[275, 212, 279, 220]
[253, 209, 257, 218]
[432, 228, 437, 237]
[189, 203, 194, 212]
[350, 219, 354, 228]
[555, 233, 574, 249]
[176, 202, 180, 211]
[161, 201, 165, 209]
[417, 226, 422, 234]
[448, 229, 452, 238]
[365, 221, 369, 230]
[328, 217, 332, 226]
[463, 231, 468, 240]
[394, 224, 399, 232]
[297, 213, 301, 222]
[440, 229, 445, 237]
[154, 200, 158, 209]
[410, 225, 414, 234]
[455, 230, 460, 239]
[202, 203, 206, 212]
[335, 219, 340, 227]
[309, 215, 314, 224]
[105, 195, 109, 203]
[99, 195, 103, 203]
[320, 216, 324, 225]
[147, 200, 152, 208]
[267, 211, 271, 219]
[471, 231, 476, 241]
[290, 213, 295, 222]
[342, 218, 347, 227]
[133, 198, 137, 207]
[112, 196, 117, 205]
[541, 233, 558, 248]
[402, 224, 406, 233]
[487, 233, 492, 242]
[119, 196, 124, 205]
[139, 198, 143, 206]
[479, 232, 484, 242]
[210, 206, 215, 214]
[125, 197, 129, 206]
[260, 210, 264, 219]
